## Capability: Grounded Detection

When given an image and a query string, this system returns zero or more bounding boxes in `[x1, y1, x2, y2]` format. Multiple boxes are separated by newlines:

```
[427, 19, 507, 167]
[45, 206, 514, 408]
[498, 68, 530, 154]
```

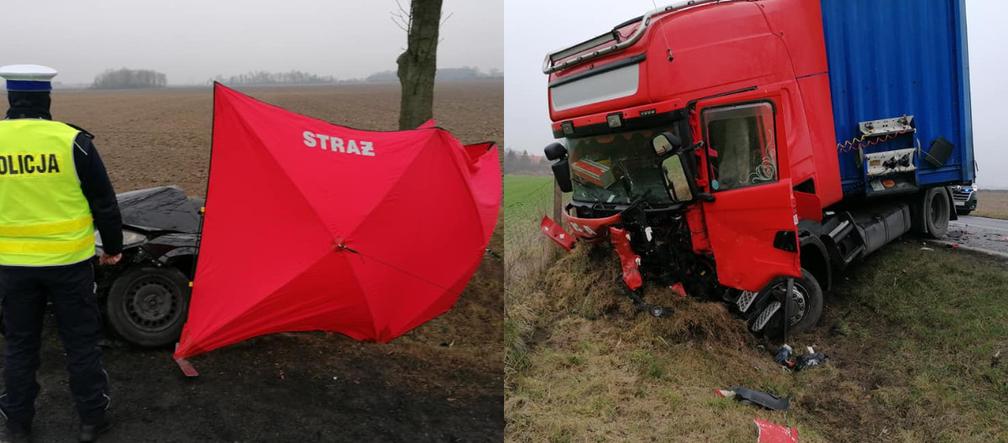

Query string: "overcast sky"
[505, 0, 1008, 189]
[0, 0, 502, 85]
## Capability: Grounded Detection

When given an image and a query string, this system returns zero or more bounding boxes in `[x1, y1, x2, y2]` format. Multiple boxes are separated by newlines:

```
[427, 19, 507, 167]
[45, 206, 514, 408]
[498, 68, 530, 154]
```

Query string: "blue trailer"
[820, 0, 974, 197]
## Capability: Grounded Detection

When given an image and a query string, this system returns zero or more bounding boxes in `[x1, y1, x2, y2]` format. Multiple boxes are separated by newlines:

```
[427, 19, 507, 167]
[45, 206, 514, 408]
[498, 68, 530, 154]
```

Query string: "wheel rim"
[772, 280, 809, 326]
[122, 275, 183, 333]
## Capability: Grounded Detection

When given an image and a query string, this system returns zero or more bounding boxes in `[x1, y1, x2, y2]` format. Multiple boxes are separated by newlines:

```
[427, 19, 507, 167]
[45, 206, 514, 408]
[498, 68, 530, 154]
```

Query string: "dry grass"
[974, 190, 1008, 219]
[506, 246, 824, 442]
[504, 180, 1008, 442]
[504, 175, 561, 382]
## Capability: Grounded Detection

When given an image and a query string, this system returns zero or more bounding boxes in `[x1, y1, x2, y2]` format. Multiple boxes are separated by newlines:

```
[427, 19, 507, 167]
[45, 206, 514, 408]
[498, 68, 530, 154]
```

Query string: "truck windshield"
[566, 127, 678, 206]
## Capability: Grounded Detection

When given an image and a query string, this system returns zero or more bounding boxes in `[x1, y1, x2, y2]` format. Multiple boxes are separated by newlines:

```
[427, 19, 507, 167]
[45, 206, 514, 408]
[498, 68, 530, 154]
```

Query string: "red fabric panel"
[174, 84, 500, 358]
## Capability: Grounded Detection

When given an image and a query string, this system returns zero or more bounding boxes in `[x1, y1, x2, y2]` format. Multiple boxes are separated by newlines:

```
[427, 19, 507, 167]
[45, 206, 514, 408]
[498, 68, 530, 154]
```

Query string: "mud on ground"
[1, 81, 503, 442]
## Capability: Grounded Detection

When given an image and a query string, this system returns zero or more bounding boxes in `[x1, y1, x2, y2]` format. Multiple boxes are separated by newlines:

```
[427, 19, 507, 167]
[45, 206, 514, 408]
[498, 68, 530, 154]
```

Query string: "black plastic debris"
[715, 387, 790, 411]
[795, 351, 827, 371]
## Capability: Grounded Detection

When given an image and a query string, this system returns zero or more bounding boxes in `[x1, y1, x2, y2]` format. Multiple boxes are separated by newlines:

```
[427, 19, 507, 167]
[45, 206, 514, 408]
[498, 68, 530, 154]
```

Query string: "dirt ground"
[1, 81, 503, 442]
[974, 190, 1008, 220]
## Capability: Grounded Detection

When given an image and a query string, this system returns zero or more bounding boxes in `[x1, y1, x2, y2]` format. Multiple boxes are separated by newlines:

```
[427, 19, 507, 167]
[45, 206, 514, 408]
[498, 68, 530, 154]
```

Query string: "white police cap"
[0, 65, 58, 92]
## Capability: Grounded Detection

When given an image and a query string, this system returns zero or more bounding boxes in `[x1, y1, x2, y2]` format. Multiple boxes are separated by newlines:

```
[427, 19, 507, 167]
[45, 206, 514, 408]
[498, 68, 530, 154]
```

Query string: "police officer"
[0, 65, 122, 442]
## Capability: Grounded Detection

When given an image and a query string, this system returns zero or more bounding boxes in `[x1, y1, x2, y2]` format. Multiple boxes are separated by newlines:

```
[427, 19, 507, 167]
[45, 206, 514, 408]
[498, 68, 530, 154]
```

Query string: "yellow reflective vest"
[0, 119, 95, 266]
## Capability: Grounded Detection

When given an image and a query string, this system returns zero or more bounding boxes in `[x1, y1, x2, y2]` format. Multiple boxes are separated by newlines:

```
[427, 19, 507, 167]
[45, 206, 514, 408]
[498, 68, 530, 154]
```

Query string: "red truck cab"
[541, 0, 970, 334]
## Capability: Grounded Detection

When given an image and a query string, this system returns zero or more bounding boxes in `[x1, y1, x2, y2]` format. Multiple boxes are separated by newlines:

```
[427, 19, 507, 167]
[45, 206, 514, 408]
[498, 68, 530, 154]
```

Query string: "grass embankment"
[504, 175, 1008, 442]
[974, 190, 1008, 220]
[504, 175, 557, 381]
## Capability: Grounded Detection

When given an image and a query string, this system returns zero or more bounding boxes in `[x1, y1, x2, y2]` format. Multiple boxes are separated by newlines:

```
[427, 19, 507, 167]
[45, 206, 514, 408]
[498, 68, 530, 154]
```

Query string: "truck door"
[698, 100, 800, 292]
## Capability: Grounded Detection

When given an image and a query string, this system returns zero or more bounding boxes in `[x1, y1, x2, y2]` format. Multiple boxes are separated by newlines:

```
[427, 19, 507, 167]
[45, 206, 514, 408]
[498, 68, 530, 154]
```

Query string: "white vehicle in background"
[951, 184, 978, 215]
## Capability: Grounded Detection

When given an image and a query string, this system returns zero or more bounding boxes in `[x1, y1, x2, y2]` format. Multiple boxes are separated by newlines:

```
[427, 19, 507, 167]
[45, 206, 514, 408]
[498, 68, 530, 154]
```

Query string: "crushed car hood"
[118, 186, 202, 234]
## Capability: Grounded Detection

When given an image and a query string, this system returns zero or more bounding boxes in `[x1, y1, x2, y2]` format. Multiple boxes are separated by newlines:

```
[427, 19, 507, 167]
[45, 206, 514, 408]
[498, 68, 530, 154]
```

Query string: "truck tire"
[106, 266, 190, 347]
[922, 187, 951, 238]
[751, 269, 823, 337]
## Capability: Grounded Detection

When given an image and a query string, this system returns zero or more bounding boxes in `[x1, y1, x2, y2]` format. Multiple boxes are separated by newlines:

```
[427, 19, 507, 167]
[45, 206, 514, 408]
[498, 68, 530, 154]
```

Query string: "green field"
[503, 175, 557, 281]
[503, 175, 554, 229]
[504, 176, 1008, 442]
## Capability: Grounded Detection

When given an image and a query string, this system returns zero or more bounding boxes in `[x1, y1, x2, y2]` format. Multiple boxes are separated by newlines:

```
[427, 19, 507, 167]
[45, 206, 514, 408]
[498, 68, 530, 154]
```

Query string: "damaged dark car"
[95, 186, 201, 347]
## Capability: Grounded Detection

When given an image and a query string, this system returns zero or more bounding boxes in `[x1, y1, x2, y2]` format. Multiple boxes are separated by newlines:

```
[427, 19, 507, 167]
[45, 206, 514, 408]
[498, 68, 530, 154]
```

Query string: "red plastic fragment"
[173, 343, 199, 377]
[669, 282, 687, 298]
[174, 357, 199, 378]
[608, 227, 643, 291]
[753, 418, 799, 443]
[540, 216, 576, 251]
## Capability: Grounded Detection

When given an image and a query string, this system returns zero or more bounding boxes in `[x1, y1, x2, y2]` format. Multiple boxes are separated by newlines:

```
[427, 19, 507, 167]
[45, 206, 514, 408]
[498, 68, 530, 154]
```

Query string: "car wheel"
[106, 266, 190, 347]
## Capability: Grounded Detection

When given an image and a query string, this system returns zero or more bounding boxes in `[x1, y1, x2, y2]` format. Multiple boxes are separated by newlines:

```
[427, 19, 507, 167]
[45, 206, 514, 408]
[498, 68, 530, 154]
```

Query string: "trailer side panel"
[820, 0, 974, 196]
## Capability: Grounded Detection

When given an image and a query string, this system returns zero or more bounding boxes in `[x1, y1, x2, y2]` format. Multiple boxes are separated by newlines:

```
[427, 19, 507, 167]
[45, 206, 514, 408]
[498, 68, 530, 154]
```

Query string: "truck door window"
[702, 102, 777, 192]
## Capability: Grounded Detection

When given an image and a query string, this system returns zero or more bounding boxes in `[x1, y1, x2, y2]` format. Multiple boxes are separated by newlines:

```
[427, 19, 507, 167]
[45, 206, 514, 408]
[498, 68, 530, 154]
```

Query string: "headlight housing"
[95, 229, 147, 249]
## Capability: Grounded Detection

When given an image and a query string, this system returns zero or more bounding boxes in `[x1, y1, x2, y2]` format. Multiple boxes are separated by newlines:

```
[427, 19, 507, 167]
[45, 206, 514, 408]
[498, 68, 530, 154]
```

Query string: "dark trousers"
[0, 260, 109, 429]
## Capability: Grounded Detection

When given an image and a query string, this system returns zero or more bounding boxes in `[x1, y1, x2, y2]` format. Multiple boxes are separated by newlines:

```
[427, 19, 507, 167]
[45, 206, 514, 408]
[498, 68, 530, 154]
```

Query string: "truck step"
[751, 301, 781, 332]
[736, 290, 759, 313]
[842, 244, 865, 266]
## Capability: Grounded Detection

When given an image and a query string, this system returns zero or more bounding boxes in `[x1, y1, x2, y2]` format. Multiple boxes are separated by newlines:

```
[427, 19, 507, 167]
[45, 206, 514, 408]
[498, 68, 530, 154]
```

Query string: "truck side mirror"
[552, 159, 573, 192]
[543, 142, 573, 192]
[662, 153, 694, 202]
[652, 132, 682, 157]
[544, 142, 568, 161]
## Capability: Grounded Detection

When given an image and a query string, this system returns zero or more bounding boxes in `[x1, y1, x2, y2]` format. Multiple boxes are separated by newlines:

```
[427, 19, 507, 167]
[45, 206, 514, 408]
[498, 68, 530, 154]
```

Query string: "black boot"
[77, 418, 111, 443]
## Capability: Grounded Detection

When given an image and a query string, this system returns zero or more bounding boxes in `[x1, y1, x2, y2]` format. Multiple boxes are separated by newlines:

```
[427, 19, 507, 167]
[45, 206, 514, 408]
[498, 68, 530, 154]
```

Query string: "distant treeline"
[92, 68, 167, 89]
[366, 66, 503, 83]
[504, 149, 550, 175]
[80, 66, 502, 89]
[211, 67, 502, 86]
[211, 70, 341, 86]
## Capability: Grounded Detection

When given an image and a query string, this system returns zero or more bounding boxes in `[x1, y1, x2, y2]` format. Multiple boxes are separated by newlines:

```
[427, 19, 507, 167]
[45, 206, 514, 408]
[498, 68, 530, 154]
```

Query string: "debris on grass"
[716, 386, 790, 411]
[772, 344, 828, 372]
[794, 347, 827, 371]
[753, 418, 799, 443]
[774, 344, 794, 368]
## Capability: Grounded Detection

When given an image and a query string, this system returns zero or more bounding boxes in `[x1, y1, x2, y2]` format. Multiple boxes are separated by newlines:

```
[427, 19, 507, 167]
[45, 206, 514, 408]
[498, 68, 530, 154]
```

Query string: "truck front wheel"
[750, 269, 823, 336]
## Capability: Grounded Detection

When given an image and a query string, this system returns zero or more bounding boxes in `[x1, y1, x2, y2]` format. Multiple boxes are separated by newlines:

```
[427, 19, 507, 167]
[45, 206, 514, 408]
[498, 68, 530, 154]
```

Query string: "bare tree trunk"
[397, 0, 443, 130]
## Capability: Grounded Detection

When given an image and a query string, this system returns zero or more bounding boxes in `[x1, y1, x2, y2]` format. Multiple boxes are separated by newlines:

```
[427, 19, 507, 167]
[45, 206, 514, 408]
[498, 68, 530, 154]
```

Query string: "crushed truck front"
[541, 0, 848, 334]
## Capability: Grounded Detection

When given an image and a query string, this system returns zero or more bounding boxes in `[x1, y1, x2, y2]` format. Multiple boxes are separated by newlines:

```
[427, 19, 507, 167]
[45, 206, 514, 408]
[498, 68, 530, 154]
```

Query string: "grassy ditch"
[504, 175, 1008, 442]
